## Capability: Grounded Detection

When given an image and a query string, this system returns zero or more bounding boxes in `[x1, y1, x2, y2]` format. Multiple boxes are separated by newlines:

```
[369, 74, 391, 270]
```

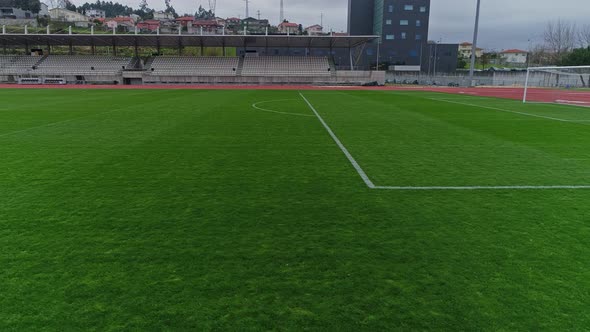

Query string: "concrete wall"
[387, 71, 493, 86]
[0, 18, 38, 27]
[143, 71, 384, 85]
[387, 71, 590, 88]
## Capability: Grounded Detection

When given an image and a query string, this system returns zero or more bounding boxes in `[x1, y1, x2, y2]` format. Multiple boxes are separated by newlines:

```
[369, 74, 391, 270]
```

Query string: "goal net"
[523, 66, 590, 106]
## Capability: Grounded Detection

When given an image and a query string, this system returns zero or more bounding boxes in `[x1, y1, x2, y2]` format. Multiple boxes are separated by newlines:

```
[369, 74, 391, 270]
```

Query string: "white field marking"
[252, 99, 315, 117]
[299, 92, 376, 188]
[0, 106, 136, 139]
[373, 185, 590, 190]
[556, 99, 590, 104]
[300, 92, 590, 191]
[426, 97, 588, 123]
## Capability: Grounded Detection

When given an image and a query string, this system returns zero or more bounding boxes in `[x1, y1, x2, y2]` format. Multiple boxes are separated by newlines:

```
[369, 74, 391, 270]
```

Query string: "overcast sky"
[107, 0, 588, 50]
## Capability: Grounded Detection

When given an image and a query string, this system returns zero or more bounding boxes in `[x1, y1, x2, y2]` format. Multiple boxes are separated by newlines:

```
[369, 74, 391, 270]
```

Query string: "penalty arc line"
[300, 92, 590, 191]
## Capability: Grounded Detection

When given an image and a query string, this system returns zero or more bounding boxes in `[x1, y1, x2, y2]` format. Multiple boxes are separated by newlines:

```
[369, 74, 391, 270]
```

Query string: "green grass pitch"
[1, 88, 590, 330]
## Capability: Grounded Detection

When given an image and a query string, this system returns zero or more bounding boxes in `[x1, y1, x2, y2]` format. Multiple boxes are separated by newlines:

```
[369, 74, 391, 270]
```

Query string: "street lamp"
[468, 0, 481, 86]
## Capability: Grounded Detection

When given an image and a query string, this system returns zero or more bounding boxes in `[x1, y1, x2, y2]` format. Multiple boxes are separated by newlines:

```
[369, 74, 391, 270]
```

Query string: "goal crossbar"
[523, 65, 590, 103]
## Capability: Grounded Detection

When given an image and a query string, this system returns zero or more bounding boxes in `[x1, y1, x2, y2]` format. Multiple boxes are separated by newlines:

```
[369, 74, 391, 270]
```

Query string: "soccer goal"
[523, 66, 590, 106]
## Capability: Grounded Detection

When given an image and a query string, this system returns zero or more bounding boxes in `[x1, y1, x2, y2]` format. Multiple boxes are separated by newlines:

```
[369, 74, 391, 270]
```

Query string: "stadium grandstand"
[0, 33, 384, 85]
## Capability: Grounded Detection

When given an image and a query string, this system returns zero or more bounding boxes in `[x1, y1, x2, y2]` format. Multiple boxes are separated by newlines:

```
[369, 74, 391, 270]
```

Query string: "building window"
[420, 6, 427, 12]
[404, 5, 413, 10]
[386, 19, 392, 25]
[388, 5, 393, 13]
[416, 20, 421, 27]
[400, 20, 408, 26]
[415, 34, 422, 40]
[409, 50, 418, 57]
[385, 34, 394, 40]
[401, 32, 407, 39]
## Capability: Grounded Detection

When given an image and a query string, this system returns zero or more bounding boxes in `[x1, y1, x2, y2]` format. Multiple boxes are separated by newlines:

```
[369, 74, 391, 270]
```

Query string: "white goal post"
[523, 65, 590, 103]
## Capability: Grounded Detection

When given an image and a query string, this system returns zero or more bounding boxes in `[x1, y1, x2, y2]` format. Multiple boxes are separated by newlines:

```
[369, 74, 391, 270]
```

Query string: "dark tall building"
[348, 0, 433, 69]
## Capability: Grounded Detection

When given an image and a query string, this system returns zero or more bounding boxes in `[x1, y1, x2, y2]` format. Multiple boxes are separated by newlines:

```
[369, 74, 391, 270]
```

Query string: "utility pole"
[320, 13, 323, 27]
[244, 0, 250, 19]
[468, 0, 481, 86]
[257, 10, 260, 20]
[280, 0, 284, 23]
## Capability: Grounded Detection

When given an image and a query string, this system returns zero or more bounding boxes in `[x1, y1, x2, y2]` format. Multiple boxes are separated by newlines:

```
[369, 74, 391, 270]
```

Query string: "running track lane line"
[300, 92, 590, 191]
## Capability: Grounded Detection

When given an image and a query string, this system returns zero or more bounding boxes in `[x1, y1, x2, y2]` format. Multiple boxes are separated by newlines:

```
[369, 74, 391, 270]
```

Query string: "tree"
[163, 0, 177, 18]
[579, 25, 590, 48]
[457, 57, 467, 69]
[65, 0, 77, 11]
[139, 0, 148, 12]
[544, 19, 576, 63]
[480, 52, 491, 69]
[195, 5, 213, 19]
[560, 47, 590, 66]
[79, 0, 138, 17]
[558, 47, 590, 87]
[528, 44, 551, 66]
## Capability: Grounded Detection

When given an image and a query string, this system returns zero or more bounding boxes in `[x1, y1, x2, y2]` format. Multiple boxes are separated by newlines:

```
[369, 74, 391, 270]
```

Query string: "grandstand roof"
[0, 34, 378, 49]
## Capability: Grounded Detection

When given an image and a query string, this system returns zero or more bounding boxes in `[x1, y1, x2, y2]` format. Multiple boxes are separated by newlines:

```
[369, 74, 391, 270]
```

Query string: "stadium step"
[236, 56, 245, 76]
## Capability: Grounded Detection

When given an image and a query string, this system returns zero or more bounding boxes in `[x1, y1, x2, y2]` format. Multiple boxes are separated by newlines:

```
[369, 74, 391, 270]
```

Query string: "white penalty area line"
[427, 97, 590, 123]
[299, 92, 590, 191]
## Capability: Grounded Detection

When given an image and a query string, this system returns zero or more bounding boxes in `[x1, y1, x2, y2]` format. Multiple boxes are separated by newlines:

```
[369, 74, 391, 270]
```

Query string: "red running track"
[1, 84, 589, 105]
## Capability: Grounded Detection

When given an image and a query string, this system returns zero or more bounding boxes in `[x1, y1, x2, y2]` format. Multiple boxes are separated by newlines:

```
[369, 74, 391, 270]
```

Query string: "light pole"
[433, 38, 441, 77]
[468, 0, 481, 86]
[433, 40, 438, 76]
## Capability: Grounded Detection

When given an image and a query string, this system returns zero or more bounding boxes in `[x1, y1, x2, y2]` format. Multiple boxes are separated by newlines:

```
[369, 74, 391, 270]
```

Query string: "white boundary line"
[299, 92, 590, 191]
[299, 92, 376, 188]
[373, 185, 590, 190]
[252, 99, 315, 117]
[427, 97, 590, 123]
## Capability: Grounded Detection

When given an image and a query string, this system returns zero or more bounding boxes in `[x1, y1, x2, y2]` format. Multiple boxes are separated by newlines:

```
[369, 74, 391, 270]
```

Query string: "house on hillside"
[305, 24, 323, 35]
[278, 21, 298, 34]
[105, 16, 135, 32]
[49, 8, 90, 27]
[0, 7, 33, 19]
[39, 3, 49, 17]
[192, 19, 223, 34]
[499, 49, 528, 65]
[154, 10, 174, 21]
[137, 19, 160, 32]
[175, 16, 194, 27]
[86, 8, 105, 19]
[459, 42, 483, 59]
[242, 17, 269, 34]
